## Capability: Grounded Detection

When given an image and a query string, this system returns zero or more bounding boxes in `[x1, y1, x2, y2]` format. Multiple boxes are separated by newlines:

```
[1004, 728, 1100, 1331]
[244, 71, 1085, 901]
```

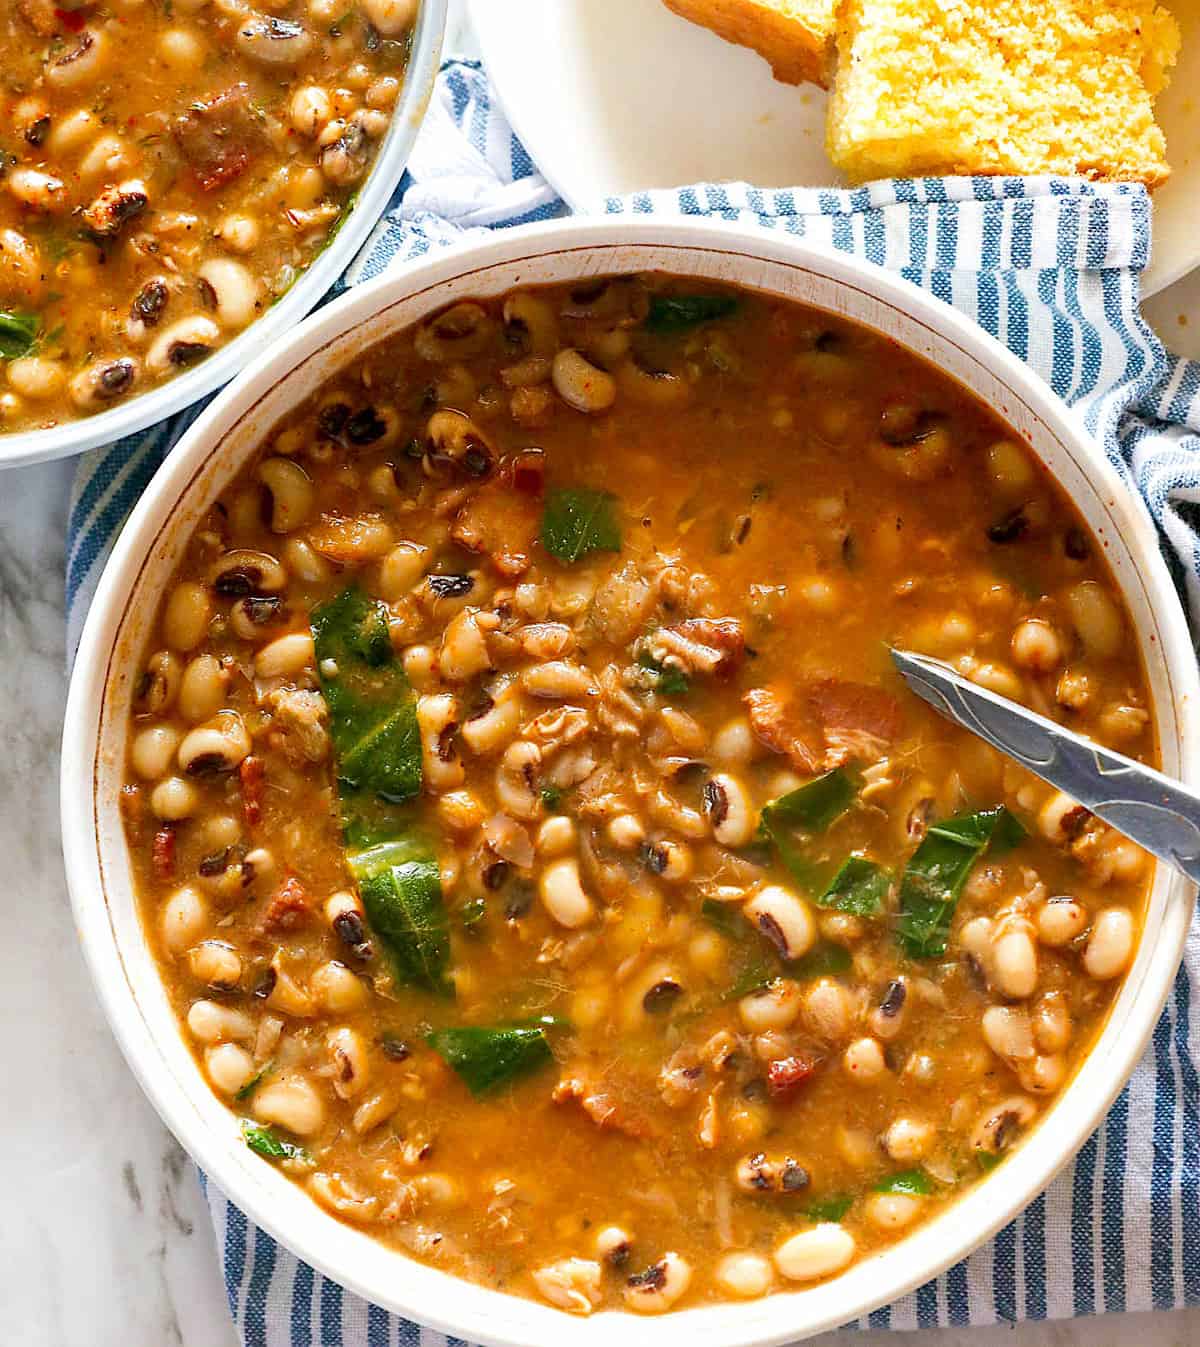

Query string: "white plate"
[472, 0, 1199, 297]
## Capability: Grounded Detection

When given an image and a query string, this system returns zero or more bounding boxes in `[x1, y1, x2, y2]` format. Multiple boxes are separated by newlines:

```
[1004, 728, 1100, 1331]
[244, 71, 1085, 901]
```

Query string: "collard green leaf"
[896, 806, 1024, 959]
[350, 840, 451, 996]
[426, 1023, 553, 1095]
[758, 769, 856, 886]
[0, 311, 38, 360]
[241, 1120, 309, 1162]
[311, 586, 421, 805]
[874, 1168, 935, 1196]
[645, 294, 739, 332]
[540, 487, 622, 564]
[787, 941, 852, 979]
[234, 1060, 273, 1102]
[817, 856, 891, 916]
[636, 651, 689, 696]
[807, 1194, 854, 1222]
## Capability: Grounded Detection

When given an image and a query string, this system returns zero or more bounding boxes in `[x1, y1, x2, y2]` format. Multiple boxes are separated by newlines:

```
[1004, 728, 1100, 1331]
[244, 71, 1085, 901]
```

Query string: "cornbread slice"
[662, 0, 837, 87]
[827, 0, 1181, 186]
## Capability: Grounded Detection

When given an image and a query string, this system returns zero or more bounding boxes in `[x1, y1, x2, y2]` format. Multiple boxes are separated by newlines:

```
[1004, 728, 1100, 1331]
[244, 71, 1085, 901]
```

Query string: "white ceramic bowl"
[0, 0, 446, 471]
[61, 217, 1200, 1346]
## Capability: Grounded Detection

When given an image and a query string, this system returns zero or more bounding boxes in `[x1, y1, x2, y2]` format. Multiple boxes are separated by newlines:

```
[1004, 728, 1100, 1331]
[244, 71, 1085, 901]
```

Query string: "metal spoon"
[889, 647, 1200, 888]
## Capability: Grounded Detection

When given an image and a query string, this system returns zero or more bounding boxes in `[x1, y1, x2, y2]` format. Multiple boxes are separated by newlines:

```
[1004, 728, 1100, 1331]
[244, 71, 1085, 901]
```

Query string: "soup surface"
[0, 0, 416, 433]
[122, 275, 1155, 1315]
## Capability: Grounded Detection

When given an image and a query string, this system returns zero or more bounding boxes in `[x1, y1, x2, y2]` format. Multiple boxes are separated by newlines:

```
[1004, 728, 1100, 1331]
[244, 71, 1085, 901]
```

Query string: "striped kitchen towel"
[65, 58, 1200, 1344]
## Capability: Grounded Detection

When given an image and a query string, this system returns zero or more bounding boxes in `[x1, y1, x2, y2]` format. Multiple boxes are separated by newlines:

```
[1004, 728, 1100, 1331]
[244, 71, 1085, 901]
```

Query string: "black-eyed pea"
[379, 542, 429, 601]
[1011, 619, 1065, 673]
[864, 1192, 923, 1231]
[536, 814, 576, 858]
[253, 1075, 325, 1136]
[1083, 906, 1134, 979]
[188, 940, 242, 990]
[311, 960, 369, 1013]
[1035, 895, 1088, 946]
[819, 909, 865, 946]
[8, 356, 65, 401]
[623, 1252, 691, 1313]
[704, 772, 757, 848]
[178, 653, 228, 723]
[981, 1004, 1035, 1062]
[436, 790, 485, 835]
[146, 316, 220, 374]
[774, 1224, 855, 1281]
[648, 838, 693, 883]
[868, 978, 907, 1040]
[967, 660, 1025, 701]
[161, 884, 210, 953]
[594, 1224, 633, 1265]
[412, 1172, 462, 1207]
[163, 581, 212, 651]
[178, 711, 251, 774]
[1032, 992, 1072, 1052]
[1098, 703, 1151, 746]
[607, 814, 646, 850]
[985, 438, 1036, 495]
[235, 14, 314, 63]
[367, 75, 402, 108]
[361, 0, 416, 34]
[401, 643, 437, 691]
[186, 998, 253, 1044]
[254, 631, 315, 679]
[687, 927, 726, 977]
[417, 693, 465, 792]
[803, 977, 853, 1042]
[265, 965, 315, 1018]
[1037, 790, 1089, 844]
[911, 611, 976, 658]
[257, 457, 314, 533]
[290, 85, 333, 136]
[738, 979, 802, 1033]
[883, 1116, 934, 1164]
[328, 1027, 370, 1100]
[971, 1095, 1037, 1156]
[569, 979, 612, 1030]
[842, 1036, 887, 1083]
[1104, 838, 1149, 884]
[715, 1250, 773, 1299]
[710, 716, 756, 765]
[1056, 667, 1092, 711]
[503, 291, 558, 357]
[440, 609, 494, 683]
[743, 884, 816, 961]
[150, 775, 199, 821]
[1016, 1053, 1067, 1094]
[552, 349, 616, 414]
[539, 857, 594, 929]
[308, 1172, 378, 1221]
[205, 1042, 255, 1096]
[1065, 581, 1123, 659]
[130, 723, 181, 779]
[521, 660, 596, 700]
[615, 359, 688, 408]
[532, 1258, 603, 1316]
[281, 537, 331, 584]
[990, 925, 1038, 998]
[352, 1089, 398, 1136]
[215, 213, 260, 253]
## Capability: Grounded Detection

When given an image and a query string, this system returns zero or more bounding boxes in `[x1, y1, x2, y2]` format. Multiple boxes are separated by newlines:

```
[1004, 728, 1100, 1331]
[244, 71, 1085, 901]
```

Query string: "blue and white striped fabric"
[65, 58, 1200, 1343]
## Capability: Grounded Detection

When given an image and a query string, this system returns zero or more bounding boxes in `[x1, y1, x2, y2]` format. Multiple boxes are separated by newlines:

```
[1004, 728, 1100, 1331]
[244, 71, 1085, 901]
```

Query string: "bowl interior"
[64, 221, 1200, 1347]
[0, 0, 446, 470]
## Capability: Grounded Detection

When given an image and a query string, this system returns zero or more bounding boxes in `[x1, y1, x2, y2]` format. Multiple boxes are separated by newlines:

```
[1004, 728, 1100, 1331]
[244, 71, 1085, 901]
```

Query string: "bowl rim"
[61, 215, 1200, 1346]
[0, 0, 447, 471]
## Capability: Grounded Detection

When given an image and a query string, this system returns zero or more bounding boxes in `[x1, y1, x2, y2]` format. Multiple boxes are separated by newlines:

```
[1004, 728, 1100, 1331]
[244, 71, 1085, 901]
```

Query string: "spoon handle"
[890, 647, 1200, 889]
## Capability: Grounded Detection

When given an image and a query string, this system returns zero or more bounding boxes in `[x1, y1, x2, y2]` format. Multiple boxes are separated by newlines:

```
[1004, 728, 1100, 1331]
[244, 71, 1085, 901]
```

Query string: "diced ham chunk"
[262, 875, 311, 932]
[173, 84, 266, 192]
[745, 678, 901, 772]
[643, 618, 745, 678]
[451, 481, 541, 578]
[552, 1075, 653, 1139]
[766, 1054, 818, 1100]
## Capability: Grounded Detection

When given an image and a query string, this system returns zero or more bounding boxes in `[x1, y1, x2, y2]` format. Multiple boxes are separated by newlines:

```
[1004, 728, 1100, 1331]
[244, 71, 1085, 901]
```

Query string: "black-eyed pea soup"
[122, 276, 1153, 1314]
[0, 0, 417, 432]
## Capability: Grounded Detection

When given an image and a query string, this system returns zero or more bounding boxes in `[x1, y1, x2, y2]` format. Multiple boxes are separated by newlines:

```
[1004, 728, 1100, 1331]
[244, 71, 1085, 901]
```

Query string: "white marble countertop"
[4, 2, 1200, 1337]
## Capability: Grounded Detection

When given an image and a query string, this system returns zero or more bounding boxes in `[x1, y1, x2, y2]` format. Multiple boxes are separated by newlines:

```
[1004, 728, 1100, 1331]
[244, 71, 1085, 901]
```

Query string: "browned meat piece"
[262, 875, 311, 932]
[808, 678, 901, 767]
[643, 617, 745, 678]
[239, 755, 264, 826]
[451, 481, 541, 578]
[745, 679, 901, 772]
[266, 687, 330, 766]
[552, 1075, 653, 1139]
[173, 85, 266, 192]
[744, 686, 823, 773]
[766, 1053, 818, 1100]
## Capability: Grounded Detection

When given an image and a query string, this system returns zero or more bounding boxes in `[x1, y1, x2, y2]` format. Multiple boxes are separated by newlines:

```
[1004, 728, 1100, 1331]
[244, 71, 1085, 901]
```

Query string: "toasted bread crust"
[662, 0, 835, 88]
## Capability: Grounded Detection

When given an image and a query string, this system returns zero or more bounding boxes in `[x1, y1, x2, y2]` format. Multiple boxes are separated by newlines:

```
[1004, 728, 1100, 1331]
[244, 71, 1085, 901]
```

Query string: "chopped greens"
[704, 900, 851, 990]
[645, 294, 739, 332]
[460, 897, 487, 930]
[788, 941, 852, 979]
[234, 1060, 273, 1101]
[241, 1121, 309, 1163]
[896, 806, 1024, 959]
[976, 1151, 1003, 1174]
[427, 1023, 554, 1095]
[313, 586, 451, 995]
[817, 856, 891, 916]
[759, 768, 856, 886]
[807, 1194, 854, 1222]
[0, 311, 38, 360]
[350, 839, 451, 996]
[540, 487, 622, 564]
[874, 1169, 935, 1196]
[636, 651, 689, 696]
[540, 785, 563, 812]
[311, 586, 421, 806]
[701, 897, 749, 940]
